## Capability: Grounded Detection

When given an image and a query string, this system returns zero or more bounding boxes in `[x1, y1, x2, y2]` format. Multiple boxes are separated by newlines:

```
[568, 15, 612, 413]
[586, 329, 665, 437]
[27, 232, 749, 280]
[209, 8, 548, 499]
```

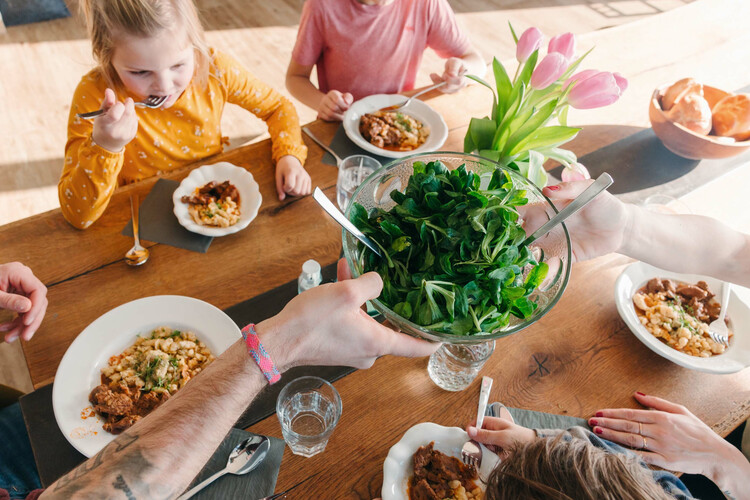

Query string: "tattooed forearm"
[722, 491, 737, 500]
[52, 434, 140, 492]
[113, 475, 137, 500]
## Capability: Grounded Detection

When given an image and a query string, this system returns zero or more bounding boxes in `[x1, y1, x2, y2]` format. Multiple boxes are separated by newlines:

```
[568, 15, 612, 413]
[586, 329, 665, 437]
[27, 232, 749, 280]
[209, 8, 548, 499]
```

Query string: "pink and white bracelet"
[241, 323, 281, 384]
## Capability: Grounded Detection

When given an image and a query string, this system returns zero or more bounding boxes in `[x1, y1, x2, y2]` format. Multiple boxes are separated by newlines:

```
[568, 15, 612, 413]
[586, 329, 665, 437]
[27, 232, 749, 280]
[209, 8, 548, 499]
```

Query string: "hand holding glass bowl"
[342, 152, 572, 344]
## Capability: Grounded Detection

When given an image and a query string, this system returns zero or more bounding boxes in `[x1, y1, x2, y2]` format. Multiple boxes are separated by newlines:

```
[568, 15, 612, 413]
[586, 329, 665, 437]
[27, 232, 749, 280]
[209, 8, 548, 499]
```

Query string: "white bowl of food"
[52, 295, 241, 457]
[614, 261, 750, 373]
[343, 94, 448, 159]
[382, 422, 500, 500]
[173, 162, 262, 237]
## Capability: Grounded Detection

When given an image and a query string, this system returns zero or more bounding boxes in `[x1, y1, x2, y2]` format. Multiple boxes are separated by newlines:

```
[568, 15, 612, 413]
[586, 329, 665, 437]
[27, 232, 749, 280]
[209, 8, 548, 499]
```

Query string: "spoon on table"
[312, 187, 382, 257]
[522, 173, 614, 246]
[125, 195, 149, 266]
[176, 435, 270, 500]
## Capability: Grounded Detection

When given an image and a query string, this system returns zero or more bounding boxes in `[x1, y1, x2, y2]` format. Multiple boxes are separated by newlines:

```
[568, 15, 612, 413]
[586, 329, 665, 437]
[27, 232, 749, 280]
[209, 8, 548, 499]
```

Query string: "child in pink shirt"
[286, 0, 485, 121]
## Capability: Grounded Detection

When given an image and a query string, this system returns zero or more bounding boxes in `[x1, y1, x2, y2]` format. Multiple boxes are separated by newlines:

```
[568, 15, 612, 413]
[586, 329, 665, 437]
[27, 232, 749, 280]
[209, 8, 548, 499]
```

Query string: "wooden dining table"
[2, 0, 749, 496]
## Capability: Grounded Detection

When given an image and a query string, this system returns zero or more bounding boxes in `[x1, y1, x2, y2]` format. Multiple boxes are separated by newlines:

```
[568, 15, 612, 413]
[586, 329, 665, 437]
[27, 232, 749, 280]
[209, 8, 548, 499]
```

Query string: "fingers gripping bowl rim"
[341, 152, 572, 344]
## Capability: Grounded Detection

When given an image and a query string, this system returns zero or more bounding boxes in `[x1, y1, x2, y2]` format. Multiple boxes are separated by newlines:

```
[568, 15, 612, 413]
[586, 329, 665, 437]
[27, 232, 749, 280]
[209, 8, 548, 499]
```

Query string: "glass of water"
[276, 376, 342, 457]
[427, 341, 495, 391]
[337, 155, 381, 211]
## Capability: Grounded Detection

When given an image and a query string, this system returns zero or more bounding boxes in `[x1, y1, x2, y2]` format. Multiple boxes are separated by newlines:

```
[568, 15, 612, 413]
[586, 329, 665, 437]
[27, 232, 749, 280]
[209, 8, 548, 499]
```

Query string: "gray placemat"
[122, 178, 213, 253]
[488, 402, 588, 430]
[321, 124, 392, 166]
[186, 428, 284, 500]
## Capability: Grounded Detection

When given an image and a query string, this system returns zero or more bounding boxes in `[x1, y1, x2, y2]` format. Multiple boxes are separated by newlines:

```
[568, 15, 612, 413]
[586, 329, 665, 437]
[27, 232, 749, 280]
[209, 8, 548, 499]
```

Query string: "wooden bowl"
[649, 84, 750, 160]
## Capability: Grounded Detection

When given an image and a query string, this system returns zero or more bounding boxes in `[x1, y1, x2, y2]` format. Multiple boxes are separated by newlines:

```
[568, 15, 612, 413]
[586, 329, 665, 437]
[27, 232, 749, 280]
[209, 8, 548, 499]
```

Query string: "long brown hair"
[485, 434, 676, 500]
[79, 0, 210, 90]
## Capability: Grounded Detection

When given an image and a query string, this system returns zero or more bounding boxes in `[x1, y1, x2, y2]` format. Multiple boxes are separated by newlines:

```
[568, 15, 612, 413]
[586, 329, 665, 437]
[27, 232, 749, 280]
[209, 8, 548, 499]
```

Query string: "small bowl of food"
[615, 261, 750, 373]
[342, 152, 572, 344]
[343, 94, 448, 158]
[173, 162, 262, 237]
[649, 78, 750, 159]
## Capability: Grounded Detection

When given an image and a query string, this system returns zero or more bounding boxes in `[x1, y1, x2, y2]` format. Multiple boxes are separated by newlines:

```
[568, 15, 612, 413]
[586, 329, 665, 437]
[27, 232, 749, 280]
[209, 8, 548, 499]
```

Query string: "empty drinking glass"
[428, 341, 496, 391]
[276, 376, 342, 457]
[337, 155, 381, 211]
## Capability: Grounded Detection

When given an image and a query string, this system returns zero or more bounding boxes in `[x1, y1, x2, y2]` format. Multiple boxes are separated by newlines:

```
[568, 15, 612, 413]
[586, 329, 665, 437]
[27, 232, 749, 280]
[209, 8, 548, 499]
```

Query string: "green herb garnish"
[351, 160, 548, 335]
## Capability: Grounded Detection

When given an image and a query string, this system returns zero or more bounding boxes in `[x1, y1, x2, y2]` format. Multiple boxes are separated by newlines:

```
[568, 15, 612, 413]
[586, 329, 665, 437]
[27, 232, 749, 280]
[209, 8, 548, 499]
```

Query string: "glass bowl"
[342, 152, 572, 344]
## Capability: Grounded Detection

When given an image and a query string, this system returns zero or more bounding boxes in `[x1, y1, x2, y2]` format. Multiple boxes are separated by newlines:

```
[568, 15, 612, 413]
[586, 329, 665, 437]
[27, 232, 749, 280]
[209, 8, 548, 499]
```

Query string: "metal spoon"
[380, 81, 447, 112]
[312, 187, 382, 257]
[523, 173, 614, 246]
[176, 435, 270, 500]
[125, 195, 149, 266]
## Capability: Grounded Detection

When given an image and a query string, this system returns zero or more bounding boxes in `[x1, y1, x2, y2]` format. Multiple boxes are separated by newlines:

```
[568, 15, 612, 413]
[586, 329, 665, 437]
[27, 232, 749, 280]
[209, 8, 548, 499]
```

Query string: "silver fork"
[708, 282, 732, 346]
[303, 126, 342, 167]
[381, 81, 447, 112]
[77, 95, 168, 119]
[461, 376, 493, 468]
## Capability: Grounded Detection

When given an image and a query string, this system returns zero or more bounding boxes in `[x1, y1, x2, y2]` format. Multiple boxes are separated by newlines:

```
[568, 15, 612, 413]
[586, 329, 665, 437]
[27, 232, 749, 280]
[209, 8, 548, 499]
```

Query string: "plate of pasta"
[52, 295, 241, 457]
[614, 261, 750, 373]
[343, 94, 448, 158]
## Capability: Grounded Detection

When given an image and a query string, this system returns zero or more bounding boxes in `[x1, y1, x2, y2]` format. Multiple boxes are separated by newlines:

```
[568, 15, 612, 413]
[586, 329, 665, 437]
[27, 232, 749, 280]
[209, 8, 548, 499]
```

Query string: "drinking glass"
[427, 341, 495, 391]
[276, 376, 342, 457]
[337, 155, 381, 211]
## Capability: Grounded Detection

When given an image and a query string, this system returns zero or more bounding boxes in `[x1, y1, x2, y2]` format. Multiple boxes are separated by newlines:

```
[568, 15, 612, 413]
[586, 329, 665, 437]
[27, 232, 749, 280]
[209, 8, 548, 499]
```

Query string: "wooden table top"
[1, 0, 749, 495]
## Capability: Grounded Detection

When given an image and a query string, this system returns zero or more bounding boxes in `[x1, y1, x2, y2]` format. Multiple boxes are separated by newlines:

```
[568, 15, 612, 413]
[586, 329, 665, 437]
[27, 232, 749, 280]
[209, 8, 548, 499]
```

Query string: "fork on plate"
[461, 376, 493, 468]
[708, 282, 732, 346]
[76, 95, 168, 119]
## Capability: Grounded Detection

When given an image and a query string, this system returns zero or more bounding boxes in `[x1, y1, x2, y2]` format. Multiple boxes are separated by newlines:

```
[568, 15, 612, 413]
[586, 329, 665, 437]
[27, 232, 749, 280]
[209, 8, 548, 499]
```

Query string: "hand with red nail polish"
[592, 392, 750, 498]
[0, 262, 48, 343]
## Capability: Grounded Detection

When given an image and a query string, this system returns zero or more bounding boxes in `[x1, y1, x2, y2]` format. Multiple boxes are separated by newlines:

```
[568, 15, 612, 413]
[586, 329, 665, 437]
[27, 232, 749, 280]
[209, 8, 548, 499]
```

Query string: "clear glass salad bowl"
[342, 152, 572, 344]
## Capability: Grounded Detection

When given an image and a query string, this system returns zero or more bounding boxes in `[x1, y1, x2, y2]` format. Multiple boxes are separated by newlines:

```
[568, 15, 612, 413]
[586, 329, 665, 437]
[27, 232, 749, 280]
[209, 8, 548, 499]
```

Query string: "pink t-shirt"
[292, 0, 471, 100]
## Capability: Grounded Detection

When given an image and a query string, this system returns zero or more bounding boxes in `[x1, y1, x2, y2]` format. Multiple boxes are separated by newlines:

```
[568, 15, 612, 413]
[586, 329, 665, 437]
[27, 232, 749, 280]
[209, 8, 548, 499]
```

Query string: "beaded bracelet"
[241, 323, 281, 384]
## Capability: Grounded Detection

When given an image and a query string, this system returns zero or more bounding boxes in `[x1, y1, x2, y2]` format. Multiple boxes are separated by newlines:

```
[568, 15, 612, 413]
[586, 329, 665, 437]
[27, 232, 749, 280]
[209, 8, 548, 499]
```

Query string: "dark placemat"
[122, 178, 213, 253]
[186, 429, 285, 500]
[488, 402, 588, 430]
[321, 124, 392, 167]
[20, 262, 353, 486]
[0, 0, 70, 26]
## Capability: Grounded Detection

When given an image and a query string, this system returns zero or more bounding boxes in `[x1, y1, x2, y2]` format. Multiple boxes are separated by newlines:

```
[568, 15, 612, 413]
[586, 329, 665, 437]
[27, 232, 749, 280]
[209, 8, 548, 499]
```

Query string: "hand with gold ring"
[589, 392, 750, 499]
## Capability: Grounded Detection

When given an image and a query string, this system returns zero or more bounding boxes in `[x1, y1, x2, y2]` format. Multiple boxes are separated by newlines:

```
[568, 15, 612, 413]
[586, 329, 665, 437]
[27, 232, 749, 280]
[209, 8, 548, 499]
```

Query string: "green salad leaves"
[350, 160, 548, 335]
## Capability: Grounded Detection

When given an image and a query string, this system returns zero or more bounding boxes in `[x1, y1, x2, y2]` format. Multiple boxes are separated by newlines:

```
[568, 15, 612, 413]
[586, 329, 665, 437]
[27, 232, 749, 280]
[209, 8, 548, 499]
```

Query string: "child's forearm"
[59, 138, 123, 229]
[619, 204, 750, 287]
[286, 73, 325, 112]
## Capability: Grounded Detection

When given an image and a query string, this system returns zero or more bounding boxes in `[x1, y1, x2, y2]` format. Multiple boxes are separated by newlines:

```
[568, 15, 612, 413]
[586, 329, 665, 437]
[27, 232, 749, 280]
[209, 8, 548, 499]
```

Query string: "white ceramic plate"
[52, 295, 241, 457]
[614, 261, 750, 373]
[172, 162, 262, 237]
[382, 422, 501, 500]
[343, 94, 448, 159]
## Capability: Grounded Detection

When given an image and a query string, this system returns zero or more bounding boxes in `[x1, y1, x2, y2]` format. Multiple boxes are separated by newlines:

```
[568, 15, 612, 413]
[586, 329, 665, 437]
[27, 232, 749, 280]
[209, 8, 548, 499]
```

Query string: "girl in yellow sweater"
[60, 0, 311, 229]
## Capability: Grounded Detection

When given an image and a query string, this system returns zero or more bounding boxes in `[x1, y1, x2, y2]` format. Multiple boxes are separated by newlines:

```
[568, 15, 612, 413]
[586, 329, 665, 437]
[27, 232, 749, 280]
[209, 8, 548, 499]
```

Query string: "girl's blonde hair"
[79, 0, 211, 90]
[485, 434, 677, 500]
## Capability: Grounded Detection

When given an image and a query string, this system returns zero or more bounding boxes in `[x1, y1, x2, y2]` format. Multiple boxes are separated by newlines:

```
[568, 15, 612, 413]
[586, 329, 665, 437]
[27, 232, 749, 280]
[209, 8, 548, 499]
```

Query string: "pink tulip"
[516, 27, 543, 63]
[530, 52, 569, 90]
[568, 71, 627, 109]
[548, 32, 576, 60]
[564, 69, 599, 89]
[613, 72, 629, 93]
[561, 162, 591, 182]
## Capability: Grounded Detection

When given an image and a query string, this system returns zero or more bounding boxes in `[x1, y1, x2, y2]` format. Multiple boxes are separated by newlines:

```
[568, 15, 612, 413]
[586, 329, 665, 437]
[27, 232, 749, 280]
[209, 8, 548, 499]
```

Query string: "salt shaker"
[297, 259, 322, 294]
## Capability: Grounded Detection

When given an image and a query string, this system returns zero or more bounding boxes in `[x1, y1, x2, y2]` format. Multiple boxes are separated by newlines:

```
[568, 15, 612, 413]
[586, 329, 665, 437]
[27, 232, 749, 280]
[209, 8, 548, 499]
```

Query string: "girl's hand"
[92, 88, 138, 153]
[540, 180, 630, 262]
[318, 90, 353, 122]
[590, 392, 749, 485]
[467, 416, 536, 455]
[275, 156, 311, 201]
[430, 57, 467, 94]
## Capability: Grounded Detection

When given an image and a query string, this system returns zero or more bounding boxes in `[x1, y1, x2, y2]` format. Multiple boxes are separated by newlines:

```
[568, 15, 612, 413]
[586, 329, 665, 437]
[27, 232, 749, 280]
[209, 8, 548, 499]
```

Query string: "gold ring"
[642, 436, 648, 449]
[639, 422, 643, 435]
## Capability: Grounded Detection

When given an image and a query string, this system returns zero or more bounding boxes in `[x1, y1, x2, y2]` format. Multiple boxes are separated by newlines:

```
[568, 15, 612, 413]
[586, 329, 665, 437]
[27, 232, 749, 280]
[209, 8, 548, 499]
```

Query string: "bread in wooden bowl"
[649, 83, 750, 160]
[712, 94, 750, 141]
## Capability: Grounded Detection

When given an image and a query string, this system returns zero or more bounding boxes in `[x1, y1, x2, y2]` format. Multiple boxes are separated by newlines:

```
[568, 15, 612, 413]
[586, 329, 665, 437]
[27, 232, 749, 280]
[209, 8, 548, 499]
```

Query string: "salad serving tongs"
[312, 187, 382, 257]
[523, 173, 614, 246]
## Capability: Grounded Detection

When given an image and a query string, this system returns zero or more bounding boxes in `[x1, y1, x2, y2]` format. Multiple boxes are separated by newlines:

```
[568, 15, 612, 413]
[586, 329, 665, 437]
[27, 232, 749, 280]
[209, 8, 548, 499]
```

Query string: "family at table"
[1, 0, 749, 499]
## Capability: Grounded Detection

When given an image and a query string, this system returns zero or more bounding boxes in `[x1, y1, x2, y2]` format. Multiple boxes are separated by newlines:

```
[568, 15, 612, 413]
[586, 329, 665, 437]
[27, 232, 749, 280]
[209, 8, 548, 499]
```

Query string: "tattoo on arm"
[113, 474, 137, 500]
[722, 491, 737, 500]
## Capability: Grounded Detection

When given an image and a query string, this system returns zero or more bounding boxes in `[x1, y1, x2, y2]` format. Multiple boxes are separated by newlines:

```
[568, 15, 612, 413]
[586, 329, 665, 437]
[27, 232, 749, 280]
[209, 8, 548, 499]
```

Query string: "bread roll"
[661, 78, 703, 111]
[712, 94, 750, 141]
[666, 93, 712, 135]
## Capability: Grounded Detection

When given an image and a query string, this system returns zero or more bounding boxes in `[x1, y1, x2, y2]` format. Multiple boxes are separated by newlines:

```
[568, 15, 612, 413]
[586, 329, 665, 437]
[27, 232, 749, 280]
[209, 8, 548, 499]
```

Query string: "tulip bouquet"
[464, 25, 628, 186]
